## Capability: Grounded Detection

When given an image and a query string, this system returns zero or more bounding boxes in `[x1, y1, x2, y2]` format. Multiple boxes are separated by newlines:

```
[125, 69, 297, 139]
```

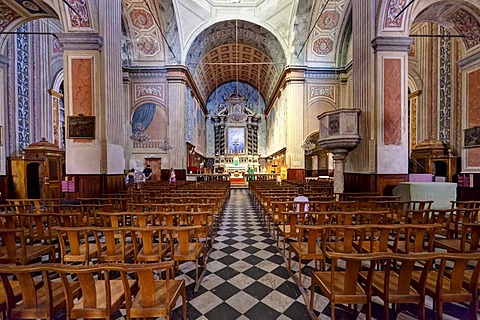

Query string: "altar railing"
[245, 173, 279, 181]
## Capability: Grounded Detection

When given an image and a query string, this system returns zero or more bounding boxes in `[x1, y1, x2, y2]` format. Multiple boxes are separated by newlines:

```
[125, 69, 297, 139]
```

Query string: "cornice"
[458, 50, 480, 70]
[56, 33, 103, 51]
[371, 36, 413, 53]
[265, 66, 307, 114]
[123, 67, 167, 78]
[166, 65, 207, 115]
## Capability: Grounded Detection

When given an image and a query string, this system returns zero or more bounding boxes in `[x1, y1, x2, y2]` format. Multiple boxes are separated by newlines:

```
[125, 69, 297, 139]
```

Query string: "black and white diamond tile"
[178, 189, 313, 320]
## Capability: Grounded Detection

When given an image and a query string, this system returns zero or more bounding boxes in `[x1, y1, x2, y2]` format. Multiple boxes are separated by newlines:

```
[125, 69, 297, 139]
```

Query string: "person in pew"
[294, 187, 311, 223]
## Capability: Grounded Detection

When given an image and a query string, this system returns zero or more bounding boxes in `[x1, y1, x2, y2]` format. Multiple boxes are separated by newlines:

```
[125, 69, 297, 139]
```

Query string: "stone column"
[372, 37, 413, 174]
[166, 66, 187, 170]
[284, 67, 306, 179]
[332, 151, 348, 194]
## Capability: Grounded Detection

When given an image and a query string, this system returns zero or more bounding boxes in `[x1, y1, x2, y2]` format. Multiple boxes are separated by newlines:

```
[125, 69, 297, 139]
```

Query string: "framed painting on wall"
[464, 126, 480, 148]
[67, 116, 95, 139]
[227, 127, 245, 154]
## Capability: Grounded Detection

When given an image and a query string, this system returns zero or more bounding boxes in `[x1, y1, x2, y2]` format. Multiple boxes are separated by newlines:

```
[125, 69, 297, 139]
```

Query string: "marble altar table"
[393, 182, 457, 209]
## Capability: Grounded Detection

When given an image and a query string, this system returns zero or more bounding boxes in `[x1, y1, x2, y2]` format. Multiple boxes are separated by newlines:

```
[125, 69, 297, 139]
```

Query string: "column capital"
[56, 33, 103, 51]
[371, 36, 413, 53]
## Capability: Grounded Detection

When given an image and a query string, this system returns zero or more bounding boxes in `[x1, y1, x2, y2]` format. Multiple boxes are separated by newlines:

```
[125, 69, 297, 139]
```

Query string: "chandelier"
[301, 140, 316, 155]
[130, 123, 151, 143]
[158, 140, 173, 151]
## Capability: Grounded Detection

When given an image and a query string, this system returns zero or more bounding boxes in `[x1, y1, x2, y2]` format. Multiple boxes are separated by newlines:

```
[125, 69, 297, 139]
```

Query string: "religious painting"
[464, 126, 480, 148]
[67, 116, 95, 139]
[227, 127, 245, 154]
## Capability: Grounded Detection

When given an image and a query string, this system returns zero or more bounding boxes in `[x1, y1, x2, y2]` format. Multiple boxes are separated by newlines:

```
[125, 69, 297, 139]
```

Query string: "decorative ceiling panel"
[193, 43, 277, 102]
[306, 0, 347, 64]
[122, 0, 165, 64]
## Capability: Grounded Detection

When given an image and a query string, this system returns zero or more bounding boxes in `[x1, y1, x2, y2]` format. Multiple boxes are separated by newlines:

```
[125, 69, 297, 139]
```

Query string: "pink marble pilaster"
[383, 58, 402, 145]
[467, 70, 480, 166]
[71, 59, 92, 116]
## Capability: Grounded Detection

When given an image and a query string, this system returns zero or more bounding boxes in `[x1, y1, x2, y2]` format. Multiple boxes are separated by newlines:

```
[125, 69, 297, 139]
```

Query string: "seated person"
[294, 187, 310, 222]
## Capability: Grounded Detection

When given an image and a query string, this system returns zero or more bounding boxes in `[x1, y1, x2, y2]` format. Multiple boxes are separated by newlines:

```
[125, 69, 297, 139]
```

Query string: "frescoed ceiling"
[186, 20, 286, 102]
[413, 2, 480, 51]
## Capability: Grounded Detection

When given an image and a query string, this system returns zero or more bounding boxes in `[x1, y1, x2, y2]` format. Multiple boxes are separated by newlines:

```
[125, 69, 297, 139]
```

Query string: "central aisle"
[178, 188, 313, 320]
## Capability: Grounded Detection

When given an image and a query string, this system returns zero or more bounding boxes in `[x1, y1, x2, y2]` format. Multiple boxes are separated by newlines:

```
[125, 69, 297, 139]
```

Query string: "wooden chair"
[80, 203, 113, 227]
[353, 224, 404, 254]
[5, 213, 57, 245]
[276, 210, 305, 256]
[118, 261, 187, 320]
[324, 224, 364, 254]
[443, 208, 480, 240]
[362, 252, 435, 320]
[55, 263, 135, 319]
[0, 228, 55, 265]
[131, 226, 170, 263]
[92, 227, 135, 263]
[288, 225, 327, 286]
[168, 225, 207, 292]
[310, 251, 378, 320]
[53, 226, 101, 264]
[391, 224, 441, 254]
[0, 277, 22, 319]
[411, 252, 480, 320]
[434, 222, 480, 253]
[187, 211, 215, 255]
[0, 263, 79, 320]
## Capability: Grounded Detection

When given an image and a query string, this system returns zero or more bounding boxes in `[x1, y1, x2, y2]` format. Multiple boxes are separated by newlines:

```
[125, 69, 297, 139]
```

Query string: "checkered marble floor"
[169, 188, 313, 320]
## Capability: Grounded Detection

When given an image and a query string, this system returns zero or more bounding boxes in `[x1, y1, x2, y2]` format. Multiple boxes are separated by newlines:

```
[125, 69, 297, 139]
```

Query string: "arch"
[306, 98, 336, 138]
[377, 0, 480, 51]
[130, 102, 168, 141]
[185, 20, 287, 101]
[183, 20, 288, 67]
[51, 70, 64, 93]
[407, 68, 423, 93]
[336, 4, 353, 67]
[410, 1, 480, 53]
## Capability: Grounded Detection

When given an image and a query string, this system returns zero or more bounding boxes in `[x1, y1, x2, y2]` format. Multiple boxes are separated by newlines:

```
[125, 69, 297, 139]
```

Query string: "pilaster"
[373, 36, 412, 174]
[349, 0, 375, 173]
[99, 0, 124, 174]
[58, 0, 124, 175]
[58, 33, 103, 175]
[166, 66, 187, 169]
[284, 66, 306, 170]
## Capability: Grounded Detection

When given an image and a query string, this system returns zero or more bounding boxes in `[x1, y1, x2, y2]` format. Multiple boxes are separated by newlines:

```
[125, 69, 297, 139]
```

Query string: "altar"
[393, 182, 457, 209]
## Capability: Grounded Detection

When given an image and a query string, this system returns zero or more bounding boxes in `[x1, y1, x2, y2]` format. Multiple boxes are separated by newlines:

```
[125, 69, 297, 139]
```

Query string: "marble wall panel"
[383, 58, 402, 145]
[467, 69, 480, 167]
[71, 58, 92, 115]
